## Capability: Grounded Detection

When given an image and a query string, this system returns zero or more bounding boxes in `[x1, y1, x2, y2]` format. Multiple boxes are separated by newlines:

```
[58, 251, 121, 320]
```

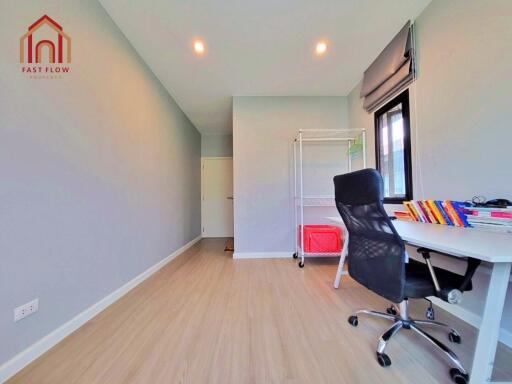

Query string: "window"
[374, 90, 413, 203]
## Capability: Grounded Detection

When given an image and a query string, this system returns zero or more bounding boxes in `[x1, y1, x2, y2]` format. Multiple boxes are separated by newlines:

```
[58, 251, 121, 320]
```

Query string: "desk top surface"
[325, 217, 512, 263]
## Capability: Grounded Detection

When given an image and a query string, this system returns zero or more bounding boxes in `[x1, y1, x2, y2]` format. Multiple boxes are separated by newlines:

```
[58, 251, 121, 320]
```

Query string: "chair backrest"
[333, 169, 406, 303]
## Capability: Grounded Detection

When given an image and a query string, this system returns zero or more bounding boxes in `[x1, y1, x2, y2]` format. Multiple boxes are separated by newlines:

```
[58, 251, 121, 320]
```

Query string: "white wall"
[201, 134, 233, 157]
[233, 96, 350, 255]
[347, 0, 512, 346]
[0, 0, 201, 369]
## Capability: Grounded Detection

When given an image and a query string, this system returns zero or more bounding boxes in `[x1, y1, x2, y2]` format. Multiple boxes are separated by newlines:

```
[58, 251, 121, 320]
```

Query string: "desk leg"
[469, 262, 511, 384]
[334, 228, 349, 289]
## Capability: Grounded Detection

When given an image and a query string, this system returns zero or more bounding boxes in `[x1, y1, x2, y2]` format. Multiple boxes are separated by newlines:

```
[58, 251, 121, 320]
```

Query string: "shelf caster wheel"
[376, 352, 391, 367]
[292, 252, 298, 259]
[348, 316, 358, 327]
[298, 261, 304, 268]
[450, 368, 469, 384]
[448, 331, 461, 344]
[386, 306, 397, 316]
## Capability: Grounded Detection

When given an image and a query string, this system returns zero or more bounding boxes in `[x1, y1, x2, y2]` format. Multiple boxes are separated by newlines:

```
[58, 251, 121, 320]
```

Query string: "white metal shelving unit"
[293, 129, 366, 268]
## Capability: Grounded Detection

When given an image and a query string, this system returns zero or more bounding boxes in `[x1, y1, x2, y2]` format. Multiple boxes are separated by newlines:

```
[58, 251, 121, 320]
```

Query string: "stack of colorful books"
[462, 206, 512, 233]
[399, 200, 470, 227]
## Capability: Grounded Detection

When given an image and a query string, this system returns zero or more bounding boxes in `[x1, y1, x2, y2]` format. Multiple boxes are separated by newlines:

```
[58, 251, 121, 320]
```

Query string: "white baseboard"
[233, 251, 292, 259]
[431, 297, 512, 349]
[0, 236, 202, 384]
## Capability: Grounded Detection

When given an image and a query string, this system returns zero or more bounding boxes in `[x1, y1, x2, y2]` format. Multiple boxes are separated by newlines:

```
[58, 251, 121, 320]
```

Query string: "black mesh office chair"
[333, 169, 480, 384]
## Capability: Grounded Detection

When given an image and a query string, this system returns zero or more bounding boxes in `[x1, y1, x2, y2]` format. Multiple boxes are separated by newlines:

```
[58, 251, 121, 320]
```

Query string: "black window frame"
[374, 89, 413, 204]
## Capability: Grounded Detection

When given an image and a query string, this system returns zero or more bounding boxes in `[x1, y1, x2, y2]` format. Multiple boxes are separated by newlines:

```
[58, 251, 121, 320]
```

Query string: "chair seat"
[404, 259, 472, 299]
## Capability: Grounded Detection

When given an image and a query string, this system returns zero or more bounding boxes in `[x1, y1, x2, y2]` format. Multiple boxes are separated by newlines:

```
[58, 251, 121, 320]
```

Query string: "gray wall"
[201, 134, 233, 157]
[233, 96, 349, 254]
[347, 0, 512, 345]
[0, 0, 201, 366]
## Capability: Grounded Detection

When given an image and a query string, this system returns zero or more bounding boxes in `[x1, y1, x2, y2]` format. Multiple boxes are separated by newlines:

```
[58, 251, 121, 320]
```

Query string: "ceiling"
[99, 0, 430, 134]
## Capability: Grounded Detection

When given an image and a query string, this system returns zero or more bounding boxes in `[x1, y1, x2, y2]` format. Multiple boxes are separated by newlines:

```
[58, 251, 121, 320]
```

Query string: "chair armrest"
[458, 257, 481, 291]
[417, 247, 442, 292]
[416, 247, 481, 304]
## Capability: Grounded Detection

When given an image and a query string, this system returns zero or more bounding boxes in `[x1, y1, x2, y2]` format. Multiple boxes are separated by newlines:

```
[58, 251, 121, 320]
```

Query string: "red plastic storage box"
[298, 225, 342, 253]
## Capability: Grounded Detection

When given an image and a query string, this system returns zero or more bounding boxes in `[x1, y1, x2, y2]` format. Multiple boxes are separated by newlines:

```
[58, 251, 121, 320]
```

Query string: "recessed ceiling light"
[315, 41, 327, 56]
[194, 40, 205, 55]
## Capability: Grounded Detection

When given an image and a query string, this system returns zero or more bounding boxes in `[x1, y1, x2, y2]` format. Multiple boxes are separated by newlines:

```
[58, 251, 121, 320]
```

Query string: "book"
[403, 201, 419, 222]
[411, 202, 424, 222]
[419, 200, 436, 223]
[435, 200, 453, 226]
[463, 206, 512, 212]
[412, 201, 428, 222]
[443, 200, 463, 227]
[394, 211, 412, 221]
[451, 201, 471, 227]
[408, 200, 423, 223]
[464, 208, 512, 219]
[427, 200, 445, 224]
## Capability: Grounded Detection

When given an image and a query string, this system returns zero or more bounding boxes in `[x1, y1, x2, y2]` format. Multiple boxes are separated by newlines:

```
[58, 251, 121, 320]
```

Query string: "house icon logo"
[20, 15, 71, 64]
[20, 15, 72, 78]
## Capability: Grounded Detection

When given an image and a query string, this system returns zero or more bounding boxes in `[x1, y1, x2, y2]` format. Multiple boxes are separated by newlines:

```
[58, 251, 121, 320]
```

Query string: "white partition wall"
[232, 96, 350, 257]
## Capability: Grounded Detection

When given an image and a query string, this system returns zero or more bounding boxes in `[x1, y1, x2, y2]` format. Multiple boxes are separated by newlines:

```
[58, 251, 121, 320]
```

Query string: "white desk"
[326, 217, 512, 384]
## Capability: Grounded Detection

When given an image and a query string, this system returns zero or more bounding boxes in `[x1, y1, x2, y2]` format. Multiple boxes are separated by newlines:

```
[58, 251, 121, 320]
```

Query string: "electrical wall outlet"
[14, 299, 39, 322]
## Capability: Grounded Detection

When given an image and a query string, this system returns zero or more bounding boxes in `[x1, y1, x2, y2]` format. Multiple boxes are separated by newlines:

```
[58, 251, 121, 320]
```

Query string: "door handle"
[227, 196, 234, 200]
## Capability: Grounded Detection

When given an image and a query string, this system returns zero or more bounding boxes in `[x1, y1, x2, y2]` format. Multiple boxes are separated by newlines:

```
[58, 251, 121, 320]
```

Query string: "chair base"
[349, 300, 469, 384]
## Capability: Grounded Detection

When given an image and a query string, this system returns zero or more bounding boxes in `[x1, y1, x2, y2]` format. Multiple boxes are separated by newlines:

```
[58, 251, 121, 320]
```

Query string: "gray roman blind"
[360, 21, 415, 112]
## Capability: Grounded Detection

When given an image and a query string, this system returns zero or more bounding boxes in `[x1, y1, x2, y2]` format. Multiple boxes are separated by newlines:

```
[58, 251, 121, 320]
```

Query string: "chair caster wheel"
[298, 261, 304, 268]
[348, 316, 358, 327]
[386, 306, 397, 316]
[376, 352, 391, 367]
[450, 368, 469, 384]
[448, 331, 461, 344]
[292, 252, 298, 259]
[426, 306, 435, 320]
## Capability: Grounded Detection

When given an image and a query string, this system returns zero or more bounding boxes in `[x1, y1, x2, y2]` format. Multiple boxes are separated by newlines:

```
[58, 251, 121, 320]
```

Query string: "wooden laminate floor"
[8, 238, 512, 384]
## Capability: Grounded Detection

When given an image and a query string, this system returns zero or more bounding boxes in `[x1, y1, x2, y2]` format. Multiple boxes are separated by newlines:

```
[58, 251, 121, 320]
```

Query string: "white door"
[201, 157, 234, 237]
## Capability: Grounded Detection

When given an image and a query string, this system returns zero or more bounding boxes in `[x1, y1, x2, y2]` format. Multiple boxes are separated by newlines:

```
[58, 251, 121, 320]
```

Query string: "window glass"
[375, 91, 412, 202]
